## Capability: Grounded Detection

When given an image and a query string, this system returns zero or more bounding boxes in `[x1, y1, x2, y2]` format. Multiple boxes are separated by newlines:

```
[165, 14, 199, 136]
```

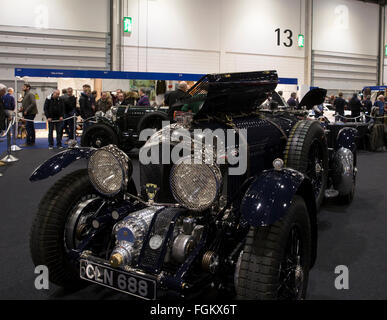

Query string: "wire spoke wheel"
[306, 139, 324, 199]
[81, 123, 119, 148]
[277, 225, 304, 300]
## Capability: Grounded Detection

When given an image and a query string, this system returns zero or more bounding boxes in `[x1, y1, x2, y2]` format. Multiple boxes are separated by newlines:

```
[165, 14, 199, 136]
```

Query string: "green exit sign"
[298, 34, 304, 48]
[385, 45, 387, 56]
[123, 17, 132, 33]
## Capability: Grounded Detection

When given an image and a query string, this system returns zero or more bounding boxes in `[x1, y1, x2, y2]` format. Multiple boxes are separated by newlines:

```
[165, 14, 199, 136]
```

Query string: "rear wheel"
[81, 123, 119, 148]
[337, 150, 357, 205]
[30, 169, 101, 288]
[137, 112, 169, 133]
[284, 120, 328, 210]
[235, 196, 311, 300]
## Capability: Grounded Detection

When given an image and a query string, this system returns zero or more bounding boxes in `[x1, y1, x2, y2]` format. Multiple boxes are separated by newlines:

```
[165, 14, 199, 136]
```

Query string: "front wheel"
[235, 195, 312, 300]
[30, 169, 102, 288]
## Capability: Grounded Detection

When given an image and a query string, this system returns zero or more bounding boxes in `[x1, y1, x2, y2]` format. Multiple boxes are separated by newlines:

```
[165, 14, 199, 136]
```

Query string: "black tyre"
[284, 120, 328, 210]
[30, 169, 99, 288]
[137, 111, 169, 133]
[81, 123, 119, 148]
[135, 112, 169, 148]
[235, 195, 312, 300]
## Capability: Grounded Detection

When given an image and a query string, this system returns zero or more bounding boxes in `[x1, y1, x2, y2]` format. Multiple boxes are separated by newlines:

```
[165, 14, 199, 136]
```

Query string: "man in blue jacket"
[374, 95, 385, 116]
[3, 88, 15, 121]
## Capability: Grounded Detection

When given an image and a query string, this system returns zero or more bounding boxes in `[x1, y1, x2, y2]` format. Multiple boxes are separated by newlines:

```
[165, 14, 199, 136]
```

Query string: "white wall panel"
[223, 53, 305, 84]
[312, 0, 379, 91]
[313, 0, 379, 56]
[384, 64, 387, 84]
[0, 25, 110, 81]
[221, 0, 306, 58]
[312, 50, 378, 91]
[122, 0, 307, 83]
[122, 46, 220, 74]
[0, 0, 110, 33]
[0, 34, 107, 49]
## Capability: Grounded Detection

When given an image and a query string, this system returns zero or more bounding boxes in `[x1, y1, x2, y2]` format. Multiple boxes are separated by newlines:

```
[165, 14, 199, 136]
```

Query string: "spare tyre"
[81, 123, 119, 148]
[135, 111, 169, 148]
[284, 120, 328, 210]
[137, 111, 169, 133]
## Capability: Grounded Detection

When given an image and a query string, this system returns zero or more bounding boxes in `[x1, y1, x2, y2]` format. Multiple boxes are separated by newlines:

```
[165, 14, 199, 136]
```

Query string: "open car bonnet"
[298, 88, 327, 109]
[189, 70, 278, 119]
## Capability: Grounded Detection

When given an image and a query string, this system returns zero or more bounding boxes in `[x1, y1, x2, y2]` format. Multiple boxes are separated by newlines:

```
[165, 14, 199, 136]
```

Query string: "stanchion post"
[73, 114, 77, 141]
[11, 112, 21, 151]
[1, 117, 19, 163]
[14, 77, 18, 140]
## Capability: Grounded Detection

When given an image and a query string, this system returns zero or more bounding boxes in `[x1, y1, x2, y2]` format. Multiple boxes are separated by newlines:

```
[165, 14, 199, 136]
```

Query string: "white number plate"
[80, 259, 156, 300]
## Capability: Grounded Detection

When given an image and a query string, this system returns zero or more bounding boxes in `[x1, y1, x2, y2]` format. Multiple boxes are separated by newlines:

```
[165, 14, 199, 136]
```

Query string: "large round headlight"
[88, 145, 131, 196]
[170, 160, 222, 211]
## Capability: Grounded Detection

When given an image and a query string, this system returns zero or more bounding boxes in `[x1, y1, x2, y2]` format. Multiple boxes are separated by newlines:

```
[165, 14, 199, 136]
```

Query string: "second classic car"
[81, 105, 170, 152]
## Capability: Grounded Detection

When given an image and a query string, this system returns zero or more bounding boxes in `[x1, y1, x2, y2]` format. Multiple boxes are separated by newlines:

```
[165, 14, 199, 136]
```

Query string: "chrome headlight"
[88, 145, 131, 196]
[170, 160, 222, 212]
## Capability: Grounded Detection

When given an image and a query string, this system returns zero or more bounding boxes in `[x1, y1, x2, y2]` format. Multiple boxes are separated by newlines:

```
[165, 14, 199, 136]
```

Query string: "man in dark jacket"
[21, 83, 38, 146]
[79, 84, 94, 131]
[62, 87, 77, 141]
[44, 89, 64, 149]
[164, 82, 190, 107]
[362, 95, 372, 122]
[349, 93, 362, 121]
[96, 91, 112, 112]
[334, 92, 347, 120]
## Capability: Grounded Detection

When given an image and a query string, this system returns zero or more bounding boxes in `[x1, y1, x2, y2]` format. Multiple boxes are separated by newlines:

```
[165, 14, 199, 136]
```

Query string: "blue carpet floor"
[0, 137, 81, 159]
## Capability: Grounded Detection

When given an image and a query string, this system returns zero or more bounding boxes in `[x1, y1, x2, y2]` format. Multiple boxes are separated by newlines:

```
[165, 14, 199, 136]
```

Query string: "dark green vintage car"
[81, 105, 170, 152]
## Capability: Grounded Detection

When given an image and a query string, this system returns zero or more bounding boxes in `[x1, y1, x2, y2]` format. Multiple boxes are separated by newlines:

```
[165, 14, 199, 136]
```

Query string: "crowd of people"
[43, 84, 154, 149]
[280, 90, 387, 122]
[328, 92, 386, 121]
[0, 82, 155, 149]
[5, 81, 386, 150]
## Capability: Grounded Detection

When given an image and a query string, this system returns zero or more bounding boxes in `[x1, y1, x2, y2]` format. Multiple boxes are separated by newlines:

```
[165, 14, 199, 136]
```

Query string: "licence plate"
[80, 259, 156, 300]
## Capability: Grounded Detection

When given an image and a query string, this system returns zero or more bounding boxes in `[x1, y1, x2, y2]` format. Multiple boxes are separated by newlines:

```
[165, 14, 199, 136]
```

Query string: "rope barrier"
[19, 115, 77, 123]
[18, 115, 96, 123]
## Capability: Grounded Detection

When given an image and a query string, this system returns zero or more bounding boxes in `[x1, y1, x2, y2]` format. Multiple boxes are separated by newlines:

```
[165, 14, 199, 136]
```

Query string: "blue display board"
[362, 86, 387, 91]
[14, 68, 298, 84]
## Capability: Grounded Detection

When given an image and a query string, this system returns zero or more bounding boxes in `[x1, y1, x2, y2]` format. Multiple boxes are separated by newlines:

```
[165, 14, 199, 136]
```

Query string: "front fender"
[336, 127, 358, 153]
[240, 168, 314, 227]
[30, 147, 95, 182]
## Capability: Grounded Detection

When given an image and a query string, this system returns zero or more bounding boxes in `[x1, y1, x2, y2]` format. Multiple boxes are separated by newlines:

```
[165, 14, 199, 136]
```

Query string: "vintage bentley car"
[29, 71, 357, 300]
[81, 105, 170, 152]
